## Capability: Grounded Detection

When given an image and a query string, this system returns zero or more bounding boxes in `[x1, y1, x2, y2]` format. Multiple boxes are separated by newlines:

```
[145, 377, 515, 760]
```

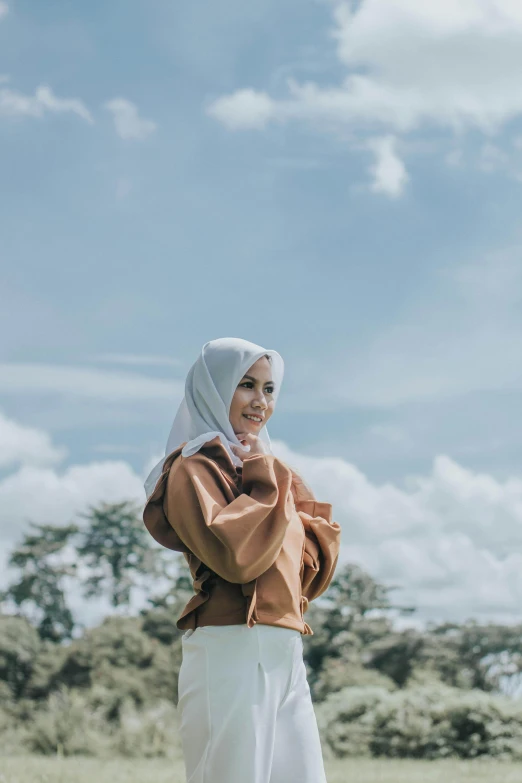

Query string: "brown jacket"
[143, 436, 342, 636]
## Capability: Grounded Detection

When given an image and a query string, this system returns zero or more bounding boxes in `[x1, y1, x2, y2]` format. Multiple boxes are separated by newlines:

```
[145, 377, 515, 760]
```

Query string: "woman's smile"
[243, 414, 263, 425]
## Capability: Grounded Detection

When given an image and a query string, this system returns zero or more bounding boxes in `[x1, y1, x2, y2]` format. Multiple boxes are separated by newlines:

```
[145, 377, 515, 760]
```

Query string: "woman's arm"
[163, 452, 294, 584]
[297, 500, 341, 602]
[290, 468, 342, 602]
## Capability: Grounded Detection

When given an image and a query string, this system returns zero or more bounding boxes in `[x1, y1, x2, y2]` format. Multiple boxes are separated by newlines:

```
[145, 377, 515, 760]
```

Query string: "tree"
[140, 563, 194, 645]
[0, 523, 78, 642]
[75, 501, 166, 610]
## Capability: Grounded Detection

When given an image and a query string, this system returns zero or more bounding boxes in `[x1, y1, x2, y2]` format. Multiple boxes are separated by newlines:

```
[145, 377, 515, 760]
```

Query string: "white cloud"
[0, 3, 8, 21]
[0, 455, 151, 632]
[0, 413, 156, 629]
[0, 362, 183, 401]
[208, 1, 522, 183]
[206, 88, 275, 130]
[272, 439, 522, 624]
[104, 98, 157, 140]
[1, 409, 521, 627]
[0, 460, 145, 547]
[0, 411, 67, 469]
[0, 84, 93, 123]
[367, 135, 408, 197]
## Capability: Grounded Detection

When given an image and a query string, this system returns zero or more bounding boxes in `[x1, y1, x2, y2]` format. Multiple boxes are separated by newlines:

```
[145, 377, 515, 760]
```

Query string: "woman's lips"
[243, 414, 262, 425]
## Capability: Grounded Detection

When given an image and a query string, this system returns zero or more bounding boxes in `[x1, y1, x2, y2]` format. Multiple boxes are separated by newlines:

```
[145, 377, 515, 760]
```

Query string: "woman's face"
[229, 356, 276, 437]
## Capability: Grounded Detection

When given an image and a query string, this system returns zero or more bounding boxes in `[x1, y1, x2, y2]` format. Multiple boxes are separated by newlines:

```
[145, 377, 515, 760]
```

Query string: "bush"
[17, 686, 182, 759]
[54, 616, 155, 691]
[111, 698, 181, 759]
[316, 686, 390, 758]
[0, 615, 41, 699]
[371, 686, 522, 760]
[24, 687, 110, 756]
[314, 659, 396, 702]
[317, 683, 522, 760]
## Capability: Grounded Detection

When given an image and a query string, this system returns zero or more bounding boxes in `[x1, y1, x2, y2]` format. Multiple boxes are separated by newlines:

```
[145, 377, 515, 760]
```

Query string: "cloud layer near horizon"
[1, 410, 521, 630]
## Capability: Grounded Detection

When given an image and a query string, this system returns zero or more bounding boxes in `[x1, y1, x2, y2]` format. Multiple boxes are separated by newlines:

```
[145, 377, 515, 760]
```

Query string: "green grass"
[1, 756, 521, 783]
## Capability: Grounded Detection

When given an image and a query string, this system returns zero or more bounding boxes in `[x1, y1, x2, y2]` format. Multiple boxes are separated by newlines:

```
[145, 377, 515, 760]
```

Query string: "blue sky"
[2, 0, 522, 628]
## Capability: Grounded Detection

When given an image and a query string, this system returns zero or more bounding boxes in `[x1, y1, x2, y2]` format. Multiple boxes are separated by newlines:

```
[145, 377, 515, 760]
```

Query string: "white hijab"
[144, 337, 285, 500]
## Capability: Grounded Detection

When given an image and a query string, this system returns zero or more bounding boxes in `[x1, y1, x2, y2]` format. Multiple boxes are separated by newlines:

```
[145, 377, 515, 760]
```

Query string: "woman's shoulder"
[172, 440, 239, 488]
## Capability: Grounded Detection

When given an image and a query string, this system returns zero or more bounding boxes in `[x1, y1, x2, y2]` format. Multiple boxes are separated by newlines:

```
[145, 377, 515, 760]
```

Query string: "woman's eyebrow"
[242, 374, 275, 385]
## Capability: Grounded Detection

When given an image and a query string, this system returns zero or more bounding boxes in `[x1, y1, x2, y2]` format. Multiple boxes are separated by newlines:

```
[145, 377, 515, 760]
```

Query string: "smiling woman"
[228, 354, 275, 450]
[142, 337, 341, 783]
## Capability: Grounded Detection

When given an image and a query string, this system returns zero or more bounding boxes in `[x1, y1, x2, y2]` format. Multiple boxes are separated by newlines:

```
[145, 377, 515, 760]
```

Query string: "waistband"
[182, 622, 301, 641]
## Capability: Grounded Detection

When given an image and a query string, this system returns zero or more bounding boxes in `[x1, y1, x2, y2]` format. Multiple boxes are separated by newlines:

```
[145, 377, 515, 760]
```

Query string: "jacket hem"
[178, 610, 313, 636]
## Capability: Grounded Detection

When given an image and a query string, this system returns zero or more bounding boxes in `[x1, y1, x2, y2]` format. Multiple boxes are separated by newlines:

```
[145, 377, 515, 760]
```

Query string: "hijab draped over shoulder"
[143, 337, 285, 500]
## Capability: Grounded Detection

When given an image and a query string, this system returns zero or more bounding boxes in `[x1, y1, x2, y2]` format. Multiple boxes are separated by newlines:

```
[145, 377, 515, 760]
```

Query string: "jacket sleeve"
[297, 500, 341, 601]
[290, 470, 342, 602]
[164, 452, 294, 584]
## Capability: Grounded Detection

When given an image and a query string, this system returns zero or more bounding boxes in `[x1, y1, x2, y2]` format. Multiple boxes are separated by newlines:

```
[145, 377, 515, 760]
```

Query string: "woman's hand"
[230, 432, 268, 461]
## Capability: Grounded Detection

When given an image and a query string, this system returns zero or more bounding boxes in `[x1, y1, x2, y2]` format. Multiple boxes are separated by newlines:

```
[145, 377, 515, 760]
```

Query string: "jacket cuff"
[295, 499, 333, 524]
[240, 453, 276, 486]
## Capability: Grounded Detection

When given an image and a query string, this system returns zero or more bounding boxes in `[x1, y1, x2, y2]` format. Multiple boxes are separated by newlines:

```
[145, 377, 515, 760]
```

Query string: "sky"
[2, 0, 522, 631]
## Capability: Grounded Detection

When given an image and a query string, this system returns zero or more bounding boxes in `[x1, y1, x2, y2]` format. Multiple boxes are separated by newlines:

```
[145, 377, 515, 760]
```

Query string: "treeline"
[1, 500, 522, 760]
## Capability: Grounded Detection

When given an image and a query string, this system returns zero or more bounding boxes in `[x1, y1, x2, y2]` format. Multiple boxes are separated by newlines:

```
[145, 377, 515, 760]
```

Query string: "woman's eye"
[240, 382, 274, 394]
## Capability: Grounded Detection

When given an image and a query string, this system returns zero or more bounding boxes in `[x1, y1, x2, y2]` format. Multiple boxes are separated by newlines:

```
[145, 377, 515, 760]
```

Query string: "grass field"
[1, 755, 520, 783]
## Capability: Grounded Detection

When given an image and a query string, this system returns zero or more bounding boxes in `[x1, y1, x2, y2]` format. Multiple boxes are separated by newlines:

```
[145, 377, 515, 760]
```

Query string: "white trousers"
[177, 623, 328, 783]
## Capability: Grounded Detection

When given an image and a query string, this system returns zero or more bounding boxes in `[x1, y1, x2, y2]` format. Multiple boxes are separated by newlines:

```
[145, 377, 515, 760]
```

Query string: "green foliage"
[140, 568, 194, 645]
[1, 523, 78, 642]
[362, 629, 425, 687]
[317, 683, 522, 761]
[0, 501, 169, 644]
[314, 658, 397, 702]
[21, 686, 182, 759]
[317, 686, 391, 758]
[48, 616, 182, 720]
[1, 499, 522, 762]
[426, 621, 522, 691]
[25, 687, 109, 756]
[75, 501, 165, 609]
[0, 615, 41, 699]
[110, 699, 181, 759]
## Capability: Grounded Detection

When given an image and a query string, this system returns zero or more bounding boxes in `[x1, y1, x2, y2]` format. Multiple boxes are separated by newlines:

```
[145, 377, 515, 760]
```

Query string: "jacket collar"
[146, 435, 241, 505]
[196, 435, 241, 480]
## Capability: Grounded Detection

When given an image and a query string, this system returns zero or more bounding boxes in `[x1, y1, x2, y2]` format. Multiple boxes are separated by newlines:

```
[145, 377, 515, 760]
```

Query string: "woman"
[143, 337, 342, 783]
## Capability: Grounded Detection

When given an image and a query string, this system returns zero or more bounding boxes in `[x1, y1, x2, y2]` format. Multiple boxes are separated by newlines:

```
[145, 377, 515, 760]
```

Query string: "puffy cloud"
[206, 88, 275, 130]
[208, 1, 522, 188]
[273, 439, 522, 624]
[0, 457, 150, 631]
[0, 416, 151, 629]
[367, 135, 408, 197]
[0, 459, 145, 548]
[0, 411, 66, 469]
[2, 409, 521, 628]
[0, 84, 93, 123]
[104, 98, 157, 140]
[326, 0, 522, 132]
